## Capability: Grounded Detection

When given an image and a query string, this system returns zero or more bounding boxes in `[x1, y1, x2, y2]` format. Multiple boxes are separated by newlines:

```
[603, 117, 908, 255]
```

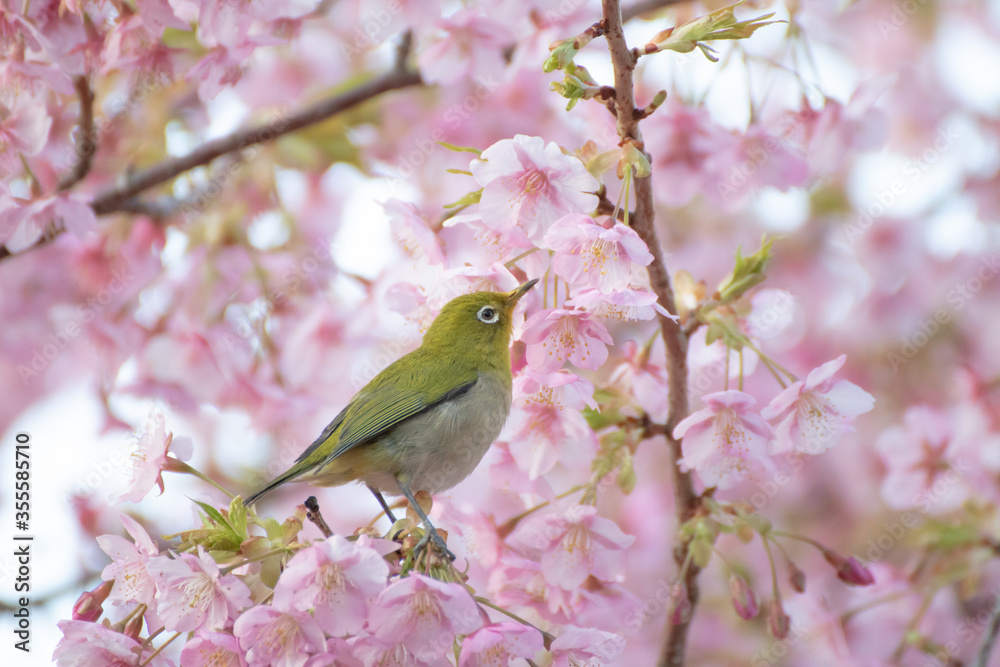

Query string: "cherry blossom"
[418, 10, 511, 85]
[674, 390, 776, 490]
[876, 405, 970, 513]
[469, 135, 598, 246]
[544, 214, 653, 293]
[459, 622, 543, 667]
[97, 514, 160, 614]
[521, 308, 614, 372]
[548, 626, 625, 667]
[146, 547, 252, 633]
[511, 505, 635, 590]
[271, 534, 389, 636]
[54, 620, 174, 667]
[564, 285, 673, 322]
[180, 632, 248, 667]
[761, 355, 875, 455]
[112, 409, 193, 503]
[367, 574, 483, 661]
[233, 606, 327, 667]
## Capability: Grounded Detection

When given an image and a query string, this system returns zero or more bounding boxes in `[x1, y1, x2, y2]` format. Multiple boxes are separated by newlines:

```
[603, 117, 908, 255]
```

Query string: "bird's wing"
[295, 368, 479, 467]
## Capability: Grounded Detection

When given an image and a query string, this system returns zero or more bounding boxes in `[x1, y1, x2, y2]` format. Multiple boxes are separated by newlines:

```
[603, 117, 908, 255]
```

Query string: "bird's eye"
[477, 305, 499, 324]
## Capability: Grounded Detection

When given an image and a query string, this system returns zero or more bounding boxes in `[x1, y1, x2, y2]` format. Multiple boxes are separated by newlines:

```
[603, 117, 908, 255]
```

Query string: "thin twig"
[304, 496, 333, 538]
[600, 1, 699, 665]
[0, 62, 422, 262]
[91, 67, 421, 216]
[58, 75, 96, 191]
[975, 600, 1000, 667]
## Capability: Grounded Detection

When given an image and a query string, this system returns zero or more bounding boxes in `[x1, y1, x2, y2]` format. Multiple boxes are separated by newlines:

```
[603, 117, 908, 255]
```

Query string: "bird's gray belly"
[367, 373, 511, 495]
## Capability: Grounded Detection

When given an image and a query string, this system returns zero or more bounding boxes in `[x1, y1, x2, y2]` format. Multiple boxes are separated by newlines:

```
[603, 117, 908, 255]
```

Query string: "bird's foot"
[414, 524, 456, 562]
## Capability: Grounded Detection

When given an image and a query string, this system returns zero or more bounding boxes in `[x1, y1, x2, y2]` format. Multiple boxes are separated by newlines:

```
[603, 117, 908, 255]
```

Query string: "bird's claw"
[414, 525, 456, 562]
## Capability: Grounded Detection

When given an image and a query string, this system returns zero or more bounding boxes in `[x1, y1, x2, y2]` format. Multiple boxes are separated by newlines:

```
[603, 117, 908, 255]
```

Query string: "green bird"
[245, 279, 538, 559]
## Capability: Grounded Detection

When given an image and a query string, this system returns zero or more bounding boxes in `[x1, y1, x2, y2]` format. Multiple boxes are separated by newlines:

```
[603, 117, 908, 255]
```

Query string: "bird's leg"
[395, 479, 456, 562]
[367, 485, 398, 524]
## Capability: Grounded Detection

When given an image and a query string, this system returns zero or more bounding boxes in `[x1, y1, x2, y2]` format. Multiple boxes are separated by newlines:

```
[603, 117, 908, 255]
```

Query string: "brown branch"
[58, 75, 96, 191]
[600, 1, 700, 665]
[92, 66, 421, 216]
[0, 58, 421, 263]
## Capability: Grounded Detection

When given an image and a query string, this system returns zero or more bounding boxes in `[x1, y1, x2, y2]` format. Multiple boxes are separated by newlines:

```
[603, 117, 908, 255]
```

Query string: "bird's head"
[422, 279, 538, 363]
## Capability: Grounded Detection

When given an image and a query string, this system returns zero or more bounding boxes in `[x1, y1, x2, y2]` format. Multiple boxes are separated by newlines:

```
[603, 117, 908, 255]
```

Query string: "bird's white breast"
[380, 371, 511, 495]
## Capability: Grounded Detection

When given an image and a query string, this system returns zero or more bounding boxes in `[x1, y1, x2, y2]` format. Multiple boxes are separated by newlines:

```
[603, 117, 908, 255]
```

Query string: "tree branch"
[92, 66, 421, 216]
[0, 59, 421, 263]
[600, 1, 700, 665]
[58, 75, 96, 192]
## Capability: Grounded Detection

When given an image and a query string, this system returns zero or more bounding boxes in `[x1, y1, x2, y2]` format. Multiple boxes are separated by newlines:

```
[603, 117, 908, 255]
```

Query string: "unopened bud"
[668, 582, 691, 625]
[822, 549, 875, 586]
[729, 574, 759, 620]
[787, 560, 806, 593]
[767, 599, 790, 639]
[122, 604, 146, 641]
[72, 580, 113, 622]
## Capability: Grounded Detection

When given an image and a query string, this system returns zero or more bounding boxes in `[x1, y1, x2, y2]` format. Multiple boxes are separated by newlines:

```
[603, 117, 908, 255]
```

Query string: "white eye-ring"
[477, 305, 500, 324]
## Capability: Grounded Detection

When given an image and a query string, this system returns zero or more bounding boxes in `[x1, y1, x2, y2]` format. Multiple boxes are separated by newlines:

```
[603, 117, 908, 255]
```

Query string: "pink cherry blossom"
[761, 355, 875, 455]
[505, 400, 597, 480]
[97, 514, 160, 613]
[459, 622, 543, 667]
[544, 214, 653, 292]
[180, 632, 247, 667]
[610, 338, 668, 421]
[521, 308, 614, 372]
[349, 635, 450, 667]
[0, 99, 51, 173]
[418, 10, 511, 85]
[112, 409, 193, 503]
[272, 534, 389, 636]
[146, 547, 252, 633]
[234, 606, 327, 667]
[488, 556, 571, 623]
[469, 135, 598, 246]
[876, 406, 970, 513]
[384, 198, 445, 266]
[511, 505, 635, 590]
[548, 626, 625, 667]
[674, 390, 776, 490]
[514, 369, 597, 411]
[54, 620, 174, 667]
[564, 285, 674, 323]
[367, 573, 483, 661]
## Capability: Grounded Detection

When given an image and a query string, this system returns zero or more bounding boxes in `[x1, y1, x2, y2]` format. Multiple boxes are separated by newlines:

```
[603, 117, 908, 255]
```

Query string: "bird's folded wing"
[296, 372, 478, 467]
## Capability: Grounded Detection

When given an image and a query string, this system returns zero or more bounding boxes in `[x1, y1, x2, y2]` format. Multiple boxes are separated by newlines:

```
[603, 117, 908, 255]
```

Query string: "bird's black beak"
[506, 278, 539, 306]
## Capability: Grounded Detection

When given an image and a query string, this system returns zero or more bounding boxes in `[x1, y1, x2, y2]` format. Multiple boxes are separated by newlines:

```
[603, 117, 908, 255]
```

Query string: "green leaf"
[544, 38, 580, 73]
[650, 2, 782, 62]
[716, 236, 776, 304]
[194, 500, 232, 532]
[617, 450, 636, 494]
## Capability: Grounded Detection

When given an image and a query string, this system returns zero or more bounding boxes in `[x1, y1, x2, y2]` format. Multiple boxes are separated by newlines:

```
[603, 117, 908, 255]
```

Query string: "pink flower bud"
[822, 549, 875, 586]
[729, 573, 760, 620]
[71, 580, 113, 622]
[787, 561, 806, 593]
[668, 582, 691, 625]
[767, 599, 790, 639]
[123, 606, 146, 641]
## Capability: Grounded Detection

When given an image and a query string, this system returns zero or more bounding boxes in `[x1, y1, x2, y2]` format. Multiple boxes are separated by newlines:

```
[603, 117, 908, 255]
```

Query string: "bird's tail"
[243, 460, 312, 507]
